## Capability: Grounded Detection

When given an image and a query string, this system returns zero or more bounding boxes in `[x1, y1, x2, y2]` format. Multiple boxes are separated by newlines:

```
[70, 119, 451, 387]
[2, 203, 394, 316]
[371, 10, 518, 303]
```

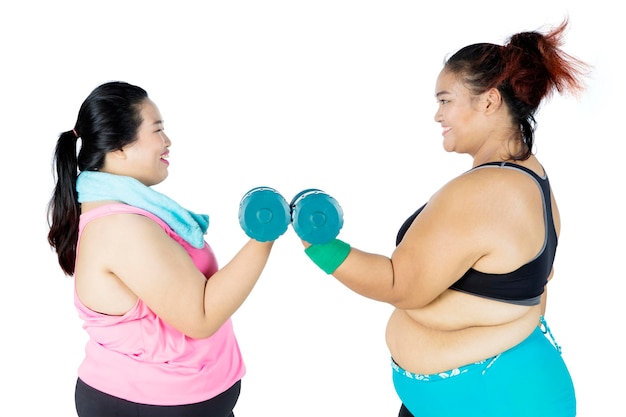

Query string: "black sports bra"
[395, 162, 558, 306]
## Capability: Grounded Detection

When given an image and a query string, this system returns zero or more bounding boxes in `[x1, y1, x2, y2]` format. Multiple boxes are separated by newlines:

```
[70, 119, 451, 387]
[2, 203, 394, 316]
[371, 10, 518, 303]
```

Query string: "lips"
[442, 127, 451, 136]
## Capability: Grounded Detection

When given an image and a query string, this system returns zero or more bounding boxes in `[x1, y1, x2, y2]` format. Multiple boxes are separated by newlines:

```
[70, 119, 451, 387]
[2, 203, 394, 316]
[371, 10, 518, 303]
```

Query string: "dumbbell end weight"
[239, 187, 290, 242]
[291, 189, 344, 245]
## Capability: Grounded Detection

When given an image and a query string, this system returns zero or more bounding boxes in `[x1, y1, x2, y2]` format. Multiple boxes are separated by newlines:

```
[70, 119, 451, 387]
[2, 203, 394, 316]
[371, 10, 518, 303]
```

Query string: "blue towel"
[76, 171, 209, 248]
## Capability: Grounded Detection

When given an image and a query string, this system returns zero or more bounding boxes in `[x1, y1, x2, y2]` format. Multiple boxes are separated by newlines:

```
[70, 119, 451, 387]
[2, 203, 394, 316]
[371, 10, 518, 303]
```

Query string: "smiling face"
[102, 99, 171, 186]
[433, 69, 489, 156]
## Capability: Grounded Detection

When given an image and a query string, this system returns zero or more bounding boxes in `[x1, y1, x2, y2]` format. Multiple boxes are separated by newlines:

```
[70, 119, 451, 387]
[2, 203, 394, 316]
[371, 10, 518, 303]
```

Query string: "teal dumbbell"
[290, 189, 344, 244]
[239, 187, 290, 242]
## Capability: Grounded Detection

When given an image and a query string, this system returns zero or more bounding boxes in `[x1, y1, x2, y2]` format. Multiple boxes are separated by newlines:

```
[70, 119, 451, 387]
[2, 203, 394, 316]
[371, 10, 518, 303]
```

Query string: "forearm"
[199, 239, 273, 336]
[319, 245, 397, 304]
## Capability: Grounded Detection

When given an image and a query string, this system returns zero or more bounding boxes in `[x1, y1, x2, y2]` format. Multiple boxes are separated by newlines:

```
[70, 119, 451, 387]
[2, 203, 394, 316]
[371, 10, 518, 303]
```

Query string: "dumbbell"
[290, 189, 344, 245]
[239, 187, 290, 242]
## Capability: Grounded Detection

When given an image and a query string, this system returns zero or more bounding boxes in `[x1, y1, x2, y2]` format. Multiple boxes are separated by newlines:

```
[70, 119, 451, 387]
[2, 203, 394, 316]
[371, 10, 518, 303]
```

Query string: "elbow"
[388, 266, 432, 310]
[387, 280, 432, 309]
[186, 331, 216, 340]
[387, 285, 435, 310]
[175, 314, 224, 340]
[183, 325, 220, 340]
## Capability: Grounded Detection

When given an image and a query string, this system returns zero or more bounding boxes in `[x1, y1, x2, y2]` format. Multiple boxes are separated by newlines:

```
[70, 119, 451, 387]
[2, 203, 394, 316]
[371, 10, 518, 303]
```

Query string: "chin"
[442, 143, 455, 153]
[155, 175, 168, 186]
[146, 173, 168, 187]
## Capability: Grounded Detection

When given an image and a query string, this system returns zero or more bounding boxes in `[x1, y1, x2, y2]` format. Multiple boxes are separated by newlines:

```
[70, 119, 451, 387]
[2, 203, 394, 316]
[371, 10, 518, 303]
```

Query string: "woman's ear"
[101, 149, 127, 172]
[110, 148, 127, 160]
[482, 87, 503, 115]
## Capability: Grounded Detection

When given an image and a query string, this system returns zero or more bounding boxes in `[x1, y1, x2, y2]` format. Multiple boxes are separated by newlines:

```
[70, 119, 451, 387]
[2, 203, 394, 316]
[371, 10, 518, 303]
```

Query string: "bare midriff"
[385, 289, 542, 374]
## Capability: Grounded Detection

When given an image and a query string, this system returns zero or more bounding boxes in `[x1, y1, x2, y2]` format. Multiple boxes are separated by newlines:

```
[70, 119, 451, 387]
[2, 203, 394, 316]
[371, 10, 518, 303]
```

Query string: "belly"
[385, 305, 541, 374]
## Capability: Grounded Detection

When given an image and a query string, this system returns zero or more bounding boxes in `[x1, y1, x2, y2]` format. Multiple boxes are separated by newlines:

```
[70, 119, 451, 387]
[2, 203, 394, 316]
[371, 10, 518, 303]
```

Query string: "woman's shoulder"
[82, 202, 152, 216]
[80, 203, 171, 244]
[431, 162, 541, 217]
[81, 202, 166, 226]
[452, 160, 544, 191]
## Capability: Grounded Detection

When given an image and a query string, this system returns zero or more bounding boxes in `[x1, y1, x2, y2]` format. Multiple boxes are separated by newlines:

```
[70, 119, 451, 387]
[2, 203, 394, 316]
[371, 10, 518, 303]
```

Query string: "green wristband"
[305, 238, 351, 274]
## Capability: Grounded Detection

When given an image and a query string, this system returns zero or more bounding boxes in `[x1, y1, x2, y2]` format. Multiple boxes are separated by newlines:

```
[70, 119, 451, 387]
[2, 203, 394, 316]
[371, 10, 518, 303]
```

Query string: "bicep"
[104, 216, 208, 334]
[390, 196, 487, 308]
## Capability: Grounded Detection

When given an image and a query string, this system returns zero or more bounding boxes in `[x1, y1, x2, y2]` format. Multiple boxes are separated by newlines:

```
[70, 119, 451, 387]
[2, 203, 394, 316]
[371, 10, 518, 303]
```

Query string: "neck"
[472, 132, 524, 167]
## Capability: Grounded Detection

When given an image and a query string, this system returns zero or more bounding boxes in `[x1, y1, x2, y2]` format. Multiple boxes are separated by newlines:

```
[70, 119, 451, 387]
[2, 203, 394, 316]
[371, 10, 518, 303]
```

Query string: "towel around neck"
[76, 171, 209, 248]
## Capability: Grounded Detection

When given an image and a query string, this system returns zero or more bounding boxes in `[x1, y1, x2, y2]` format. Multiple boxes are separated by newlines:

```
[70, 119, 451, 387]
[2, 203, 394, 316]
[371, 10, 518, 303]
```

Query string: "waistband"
[391, 355, 499, 382]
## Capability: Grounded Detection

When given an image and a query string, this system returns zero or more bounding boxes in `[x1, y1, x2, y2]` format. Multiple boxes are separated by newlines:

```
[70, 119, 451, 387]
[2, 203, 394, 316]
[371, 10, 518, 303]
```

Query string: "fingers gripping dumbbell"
[239, 187, 290, 242]
[290, 189, 344, 245]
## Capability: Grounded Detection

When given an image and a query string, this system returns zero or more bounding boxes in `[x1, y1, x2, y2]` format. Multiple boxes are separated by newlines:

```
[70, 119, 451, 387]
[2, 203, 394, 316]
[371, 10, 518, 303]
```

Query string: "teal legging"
[392, 320, 576, 417]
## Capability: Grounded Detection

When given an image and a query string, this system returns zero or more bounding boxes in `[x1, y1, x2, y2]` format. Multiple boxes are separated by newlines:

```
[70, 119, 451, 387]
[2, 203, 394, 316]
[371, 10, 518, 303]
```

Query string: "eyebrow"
[152, 120, 164, 125]
[435, 91, 450, 98]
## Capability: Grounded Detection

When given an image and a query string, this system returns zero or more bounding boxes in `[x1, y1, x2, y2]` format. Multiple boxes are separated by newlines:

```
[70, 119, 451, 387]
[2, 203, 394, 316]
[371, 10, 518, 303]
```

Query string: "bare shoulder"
[409, 164, 544, 267]
[435, 164, 543, 217]
[80, 210, 191, 276]
[82, 210, 169, 245]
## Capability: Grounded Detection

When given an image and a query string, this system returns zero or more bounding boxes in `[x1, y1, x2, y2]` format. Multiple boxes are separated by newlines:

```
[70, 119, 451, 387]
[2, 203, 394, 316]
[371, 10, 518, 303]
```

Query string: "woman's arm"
[84, 213, 273, 339]
[303, 169, 546, 311]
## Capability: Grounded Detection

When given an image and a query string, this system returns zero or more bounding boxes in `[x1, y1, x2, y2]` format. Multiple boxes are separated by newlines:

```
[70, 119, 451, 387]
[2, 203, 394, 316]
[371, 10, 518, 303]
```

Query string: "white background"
[1, 1, 622, 416]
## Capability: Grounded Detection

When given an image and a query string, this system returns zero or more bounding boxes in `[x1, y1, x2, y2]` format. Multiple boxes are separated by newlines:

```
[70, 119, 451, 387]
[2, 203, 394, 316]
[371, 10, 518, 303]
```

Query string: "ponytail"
[502, 18, 589, 110]
[47, 129, 81, 276]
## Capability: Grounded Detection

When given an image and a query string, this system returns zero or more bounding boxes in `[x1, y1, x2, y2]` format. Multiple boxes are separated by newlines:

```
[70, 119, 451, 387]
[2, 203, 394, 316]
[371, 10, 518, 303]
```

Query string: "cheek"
[450, 108, 474, 129]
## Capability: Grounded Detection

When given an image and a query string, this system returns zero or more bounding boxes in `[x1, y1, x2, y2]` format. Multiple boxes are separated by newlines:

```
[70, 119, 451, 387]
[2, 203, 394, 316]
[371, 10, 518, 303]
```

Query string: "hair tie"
[72, 129, 79, 138]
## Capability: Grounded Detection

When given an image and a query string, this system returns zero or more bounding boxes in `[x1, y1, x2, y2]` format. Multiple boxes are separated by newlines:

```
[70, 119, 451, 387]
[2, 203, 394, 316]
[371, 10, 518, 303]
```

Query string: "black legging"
[399, 403, 415, 417]
[75, 378, 241, 417]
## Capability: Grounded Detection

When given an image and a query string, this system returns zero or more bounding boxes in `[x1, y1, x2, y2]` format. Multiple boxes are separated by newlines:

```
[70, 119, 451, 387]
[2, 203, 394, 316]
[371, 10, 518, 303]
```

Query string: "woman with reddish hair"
[299, 19, 589, 416]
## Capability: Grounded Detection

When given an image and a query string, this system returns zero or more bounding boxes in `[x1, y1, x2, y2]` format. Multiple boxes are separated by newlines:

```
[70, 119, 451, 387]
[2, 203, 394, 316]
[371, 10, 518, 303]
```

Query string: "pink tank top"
[75, 204, 245, 405]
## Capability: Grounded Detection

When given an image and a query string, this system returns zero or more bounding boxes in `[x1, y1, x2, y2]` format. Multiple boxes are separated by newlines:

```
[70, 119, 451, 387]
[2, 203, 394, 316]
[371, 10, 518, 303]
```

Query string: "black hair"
[47, 81, 148, 275]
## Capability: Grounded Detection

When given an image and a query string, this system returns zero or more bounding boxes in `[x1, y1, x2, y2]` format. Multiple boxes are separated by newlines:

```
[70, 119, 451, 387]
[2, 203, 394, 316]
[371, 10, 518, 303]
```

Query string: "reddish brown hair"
[444, 18, 590, 160]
